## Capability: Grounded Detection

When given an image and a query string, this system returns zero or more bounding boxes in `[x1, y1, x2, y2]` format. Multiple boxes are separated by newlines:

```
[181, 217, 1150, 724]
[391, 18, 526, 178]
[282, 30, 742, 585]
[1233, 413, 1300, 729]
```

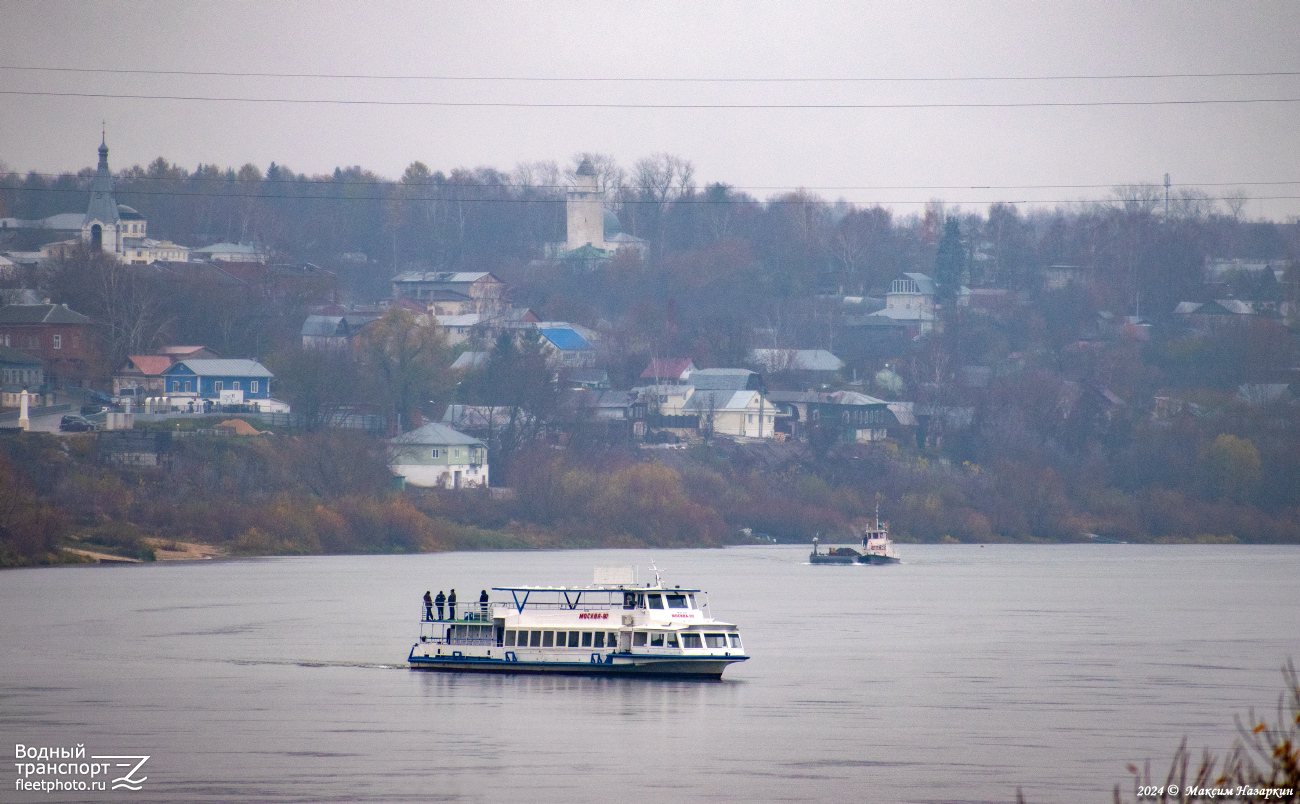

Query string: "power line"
[4, 89, 1299, 109]
[4, 65, 1299, 83]
[6, 172, 1298, 193]
[3, 185, 1296, 206]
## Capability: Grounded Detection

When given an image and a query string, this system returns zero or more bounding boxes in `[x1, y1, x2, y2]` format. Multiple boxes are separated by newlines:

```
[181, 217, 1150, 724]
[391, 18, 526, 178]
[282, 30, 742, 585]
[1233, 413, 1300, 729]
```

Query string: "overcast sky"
[2, 1, 1299, 219]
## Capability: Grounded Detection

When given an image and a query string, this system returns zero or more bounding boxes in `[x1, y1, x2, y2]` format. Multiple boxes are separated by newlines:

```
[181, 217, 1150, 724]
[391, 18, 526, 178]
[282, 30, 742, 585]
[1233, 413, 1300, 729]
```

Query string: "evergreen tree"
[933, 217, 965, 300]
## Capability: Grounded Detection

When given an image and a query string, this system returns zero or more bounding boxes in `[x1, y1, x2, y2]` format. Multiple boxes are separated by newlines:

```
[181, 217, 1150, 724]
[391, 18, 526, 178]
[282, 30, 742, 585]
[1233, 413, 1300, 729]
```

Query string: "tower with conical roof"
[565, 157, 607, 252]
[82, 134, 122, 254]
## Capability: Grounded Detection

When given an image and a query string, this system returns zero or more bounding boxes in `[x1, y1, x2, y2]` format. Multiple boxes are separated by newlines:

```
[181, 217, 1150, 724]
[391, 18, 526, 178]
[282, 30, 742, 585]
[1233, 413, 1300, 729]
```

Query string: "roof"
[437, 313, 482, 327]
[390, 422, 484, 446]
[391, 271, 497, 284]
[749, 349, 844, 373]
[540, 328, 594, 351]
[683, 389, 763, 412]
[901, 272, 938, 295]
[85, 137, 119, 227]
[690, 368, 758, 391]
[42, 213, 88, 230]
[165, 359, 273, 378]
[0, 344, 43, 365]
[641, 357, 695, 380]
[887, 401, 917, 426]
[300, 314, 381, 337]
[451, 351, 491, 369]
[117, 204, 145, 221]
[123, 355, 174, 376]
[0, 303, 92, 325]
[157, 345, 216, 357]
[575, 158, 597, 176]
[193, 243, 262, 255]
[868, 307, 936, 322]
[827, 390, 889, 406]
[559, 244, 612, 260]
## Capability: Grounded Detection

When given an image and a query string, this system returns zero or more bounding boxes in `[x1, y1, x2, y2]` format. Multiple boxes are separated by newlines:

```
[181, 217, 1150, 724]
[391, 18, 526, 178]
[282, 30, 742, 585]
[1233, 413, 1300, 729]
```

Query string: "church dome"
[603, 209, 622, 238]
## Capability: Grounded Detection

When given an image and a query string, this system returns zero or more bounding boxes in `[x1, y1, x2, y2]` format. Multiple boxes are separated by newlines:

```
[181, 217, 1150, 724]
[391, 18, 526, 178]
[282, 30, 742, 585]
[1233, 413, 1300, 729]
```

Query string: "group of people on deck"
[423, 589, 490, 621]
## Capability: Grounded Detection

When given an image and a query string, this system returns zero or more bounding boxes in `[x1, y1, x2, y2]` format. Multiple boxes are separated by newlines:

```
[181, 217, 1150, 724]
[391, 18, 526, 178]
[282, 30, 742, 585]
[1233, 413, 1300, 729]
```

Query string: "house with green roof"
[388, 423, 489, 489]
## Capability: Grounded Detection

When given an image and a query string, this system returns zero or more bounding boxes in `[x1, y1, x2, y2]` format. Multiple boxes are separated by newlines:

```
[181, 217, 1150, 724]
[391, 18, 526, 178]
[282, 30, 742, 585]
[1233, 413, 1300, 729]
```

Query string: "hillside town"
[2, 139, 1299, 564]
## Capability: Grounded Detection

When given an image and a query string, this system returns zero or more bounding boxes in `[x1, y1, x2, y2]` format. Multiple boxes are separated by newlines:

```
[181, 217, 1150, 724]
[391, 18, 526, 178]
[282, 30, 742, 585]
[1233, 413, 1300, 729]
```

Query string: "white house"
[389, 423, 489, 489]
[868, 272, 938, 333]
[683, 389, 777, 439]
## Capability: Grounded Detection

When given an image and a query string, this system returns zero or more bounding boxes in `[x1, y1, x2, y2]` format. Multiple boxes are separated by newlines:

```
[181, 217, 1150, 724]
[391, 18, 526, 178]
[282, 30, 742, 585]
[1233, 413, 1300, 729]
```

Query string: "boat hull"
[809, 553, 857, 565]
[408, 651, 744, 680]
[859, 554, 900, 564]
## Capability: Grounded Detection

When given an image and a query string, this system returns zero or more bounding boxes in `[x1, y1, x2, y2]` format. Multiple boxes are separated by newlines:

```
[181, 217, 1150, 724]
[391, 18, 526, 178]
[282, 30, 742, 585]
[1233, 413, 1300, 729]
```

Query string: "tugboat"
[408, 565, 748, 679]
[809, 507, 901, 565]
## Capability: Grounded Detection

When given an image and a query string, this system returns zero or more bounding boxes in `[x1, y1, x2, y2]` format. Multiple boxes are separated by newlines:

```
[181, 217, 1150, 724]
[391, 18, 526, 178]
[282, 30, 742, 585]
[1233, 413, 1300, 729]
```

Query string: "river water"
[2, 544, 1297, 803]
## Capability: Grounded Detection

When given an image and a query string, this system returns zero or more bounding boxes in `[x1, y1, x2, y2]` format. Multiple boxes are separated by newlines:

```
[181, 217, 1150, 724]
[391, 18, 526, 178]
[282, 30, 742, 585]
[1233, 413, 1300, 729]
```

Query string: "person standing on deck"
[479, 589, 489, 618]
[434, 590, 446, 620]
[423, 591, 433, 621]
[448, 589, 457, 620]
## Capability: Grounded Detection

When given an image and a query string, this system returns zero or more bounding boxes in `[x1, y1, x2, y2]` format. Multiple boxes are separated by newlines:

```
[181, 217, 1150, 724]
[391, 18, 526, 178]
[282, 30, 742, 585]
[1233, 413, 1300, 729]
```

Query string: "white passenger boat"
[408, 566, 749, 679]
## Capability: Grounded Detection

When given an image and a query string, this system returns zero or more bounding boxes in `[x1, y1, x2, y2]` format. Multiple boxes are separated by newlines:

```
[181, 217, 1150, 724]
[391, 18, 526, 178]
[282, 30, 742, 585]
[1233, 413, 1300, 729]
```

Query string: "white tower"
[566, 158, 607, 252]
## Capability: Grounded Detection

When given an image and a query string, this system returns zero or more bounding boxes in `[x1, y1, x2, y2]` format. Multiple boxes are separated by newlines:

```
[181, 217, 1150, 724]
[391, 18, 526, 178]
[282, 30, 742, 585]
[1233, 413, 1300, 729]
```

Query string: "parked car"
[59, 415, 97, 432]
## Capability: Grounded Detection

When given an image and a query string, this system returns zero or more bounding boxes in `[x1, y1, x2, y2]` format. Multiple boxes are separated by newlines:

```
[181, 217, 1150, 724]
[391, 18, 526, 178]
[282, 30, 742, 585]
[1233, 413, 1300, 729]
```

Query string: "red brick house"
[0, 303, 95, 388]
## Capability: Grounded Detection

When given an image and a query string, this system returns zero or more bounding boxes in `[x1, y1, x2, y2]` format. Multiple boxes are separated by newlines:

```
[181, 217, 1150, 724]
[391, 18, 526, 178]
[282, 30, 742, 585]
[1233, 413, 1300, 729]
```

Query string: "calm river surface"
[3, 545, 1298, 803]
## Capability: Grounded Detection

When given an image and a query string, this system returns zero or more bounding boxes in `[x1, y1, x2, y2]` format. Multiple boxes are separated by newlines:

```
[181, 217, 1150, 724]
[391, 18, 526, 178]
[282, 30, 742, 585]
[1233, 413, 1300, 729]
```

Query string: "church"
[546, 158, 648, 261]
[2, 136, 191, 264]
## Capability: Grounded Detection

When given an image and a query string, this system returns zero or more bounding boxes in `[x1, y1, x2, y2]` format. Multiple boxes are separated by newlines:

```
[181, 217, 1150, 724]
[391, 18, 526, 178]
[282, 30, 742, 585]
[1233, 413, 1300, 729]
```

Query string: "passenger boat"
[408, 566, 748, 679]
[809, 510, 901, 565]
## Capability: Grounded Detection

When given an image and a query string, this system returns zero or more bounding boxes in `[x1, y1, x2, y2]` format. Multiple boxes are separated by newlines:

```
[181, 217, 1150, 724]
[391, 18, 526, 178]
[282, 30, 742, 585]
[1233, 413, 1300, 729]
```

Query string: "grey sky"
[2, 1, 1298, 219]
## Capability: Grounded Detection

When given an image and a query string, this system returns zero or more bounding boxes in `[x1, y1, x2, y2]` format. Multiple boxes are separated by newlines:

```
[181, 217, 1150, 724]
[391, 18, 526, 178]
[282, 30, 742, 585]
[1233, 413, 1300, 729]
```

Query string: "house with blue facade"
[160, 359, 282, 410]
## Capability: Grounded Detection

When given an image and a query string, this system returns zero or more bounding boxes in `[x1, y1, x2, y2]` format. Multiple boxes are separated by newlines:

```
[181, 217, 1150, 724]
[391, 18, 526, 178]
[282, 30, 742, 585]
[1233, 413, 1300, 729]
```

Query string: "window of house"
[430, 448, 440, 458]
[633, 631, 648, 646]
[454, 448, 460, 458]
[184, 381, 191, 392]
[681, 633, 702, 648]
[173, 381, 180, 392]
[251, 381, 258, 393]
[232, 381, 240, 390]
[53, 334, 61, 349]
[214, 381, 223, 392]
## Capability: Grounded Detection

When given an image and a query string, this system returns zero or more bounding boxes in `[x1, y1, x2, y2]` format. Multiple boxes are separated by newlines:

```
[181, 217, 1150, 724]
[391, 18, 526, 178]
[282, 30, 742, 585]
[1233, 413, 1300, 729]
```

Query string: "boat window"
[705, 633, 727, 648]
[728, 634, 742, 649]
[666, 633, 680, 648]
[504, 630, 516, 647]
[607, 632, 618, 647]
[650, 632, 665, 647]
[593, 632, 605, 648]
[633, 631, 648, 646]
[687, 594, 696, 608]
[568, 631, 581, 648]
[542, 631, 554, 648]
[681, 633, 702, 648]
[648, 594, 664, 609]
[623, 592, 636, 609]
[666, 594, 688, 609]
[582, 631, 593, 647]
[529, 630, 542, 647]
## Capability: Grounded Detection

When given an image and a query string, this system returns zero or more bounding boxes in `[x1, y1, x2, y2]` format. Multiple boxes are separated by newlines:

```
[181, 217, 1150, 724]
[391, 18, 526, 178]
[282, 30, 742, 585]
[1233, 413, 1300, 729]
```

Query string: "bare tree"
[1112, 183, 1163, 215]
